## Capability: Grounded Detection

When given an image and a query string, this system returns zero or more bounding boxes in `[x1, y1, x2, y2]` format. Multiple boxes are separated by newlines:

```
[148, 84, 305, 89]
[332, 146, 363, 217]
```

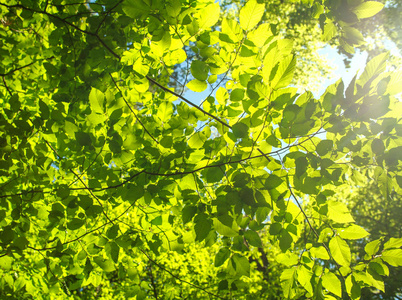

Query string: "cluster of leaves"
[0, 0, 401, 299]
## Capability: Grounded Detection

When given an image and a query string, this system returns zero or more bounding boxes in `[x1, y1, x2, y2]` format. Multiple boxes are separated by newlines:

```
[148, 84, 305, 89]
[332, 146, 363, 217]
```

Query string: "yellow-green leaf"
[339, 224, 369, 240]
[187, 79, 207, 92]
[352, 1, 384, 19]
[322, 272, 342, 297]
[327, 200, 355, 223]
[329, 236, 351, 266]
[239, 0, 265, 31]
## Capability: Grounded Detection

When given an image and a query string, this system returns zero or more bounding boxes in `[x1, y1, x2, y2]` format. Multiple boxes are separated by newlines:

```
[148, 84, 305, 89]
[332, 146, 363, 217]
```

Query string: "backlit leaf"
[329, 236, 351, 266]
[239, 0, 265, 31]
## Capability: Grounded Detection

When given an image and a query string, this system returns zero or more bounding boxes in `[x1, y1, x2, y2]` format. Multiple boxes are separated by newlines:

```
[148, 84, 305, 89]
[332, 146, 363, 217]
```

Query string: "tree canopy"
[0, 0, 402, 299]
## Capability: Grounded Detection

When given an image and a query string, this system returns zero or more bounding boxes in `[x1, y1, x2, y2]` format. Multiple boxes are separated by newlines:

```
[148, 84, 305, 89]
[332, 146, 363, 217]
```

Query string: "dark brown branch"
[0, 61, 36, 77]
[2, 77, 12, 96]
[0, 133, 327, 199]
[146, 76, 231, 129]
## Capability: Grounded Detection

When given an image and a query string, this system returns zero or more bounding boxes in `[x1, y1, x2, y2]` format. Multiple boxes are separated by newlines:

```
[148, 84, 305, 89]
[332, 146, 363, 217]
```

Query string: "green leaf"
[93, 256, 116, 273]
[150, 216, 162, 225]
[322, 22, 337, 42]
[75, 132, 92, 147]
[213, 217, 238, 237]
[358, 52, 389, 88]
[232, 254, 250, 277]
[322, 272, 342, 297]
[194, 214, 212, 242]
[327, 200, 355, 223]
[386, 69, 402, 95]
[346, 275, 361, 300]
[215, 247, 230, 267]
[365, 239, 381, 256]
[191, 60, 209, 81]
[339, 224, 370, 240]
[329, 236, 351, 266]
[157, 102, 174, 123]
[316, 140, 333, 156]
[166, 0, 181, 17]
[279, 230, 293, 252]
[297, 266, 313, 295]
[123, 0, 151, 19]
[271, 55, 296, 89]
[198, 2, 220, 30]
[244, 230, 262, 248]
[239, 0, 265, 31]
[187, 79, 207, 92]
[281, 268, 296, 299]
[352, 1, 384, 19]
[188, 132, 207, 149]
[89, 87, 105, 114]
[232, 122, 249, 138]
[381, 249, 402, 266]
[371, 139, 385, 155]
[310, 246, 330, 260]
[384, 237, 402, 250]
[270, 223, 282, 235]
[68, 218, 85, 230]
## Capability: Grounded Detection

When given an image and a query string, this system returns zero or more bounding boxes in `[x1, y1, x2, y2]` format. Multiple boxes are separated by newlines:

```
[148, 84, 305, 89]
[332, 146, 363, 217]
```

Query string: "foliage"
[0, 0, 402, 299]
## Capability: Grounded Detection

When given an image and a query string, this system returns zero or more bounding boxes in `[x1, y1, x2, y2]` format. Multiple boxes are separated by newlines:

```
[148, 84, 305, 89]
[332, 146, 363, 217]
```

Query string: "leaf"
[188, 132, 207, 148]
[194, 214, 212, 242]
[222, 18, 242, 43]
[365, 239, 381, 256]
[198, 2, 220, 30]
[157, 101, 173, 122]
[187, 79, 207, 92]
[358, 52, 389, 88]
[345, 275, 361, 300]
[310, 246, 330, 260]
[271, 55, 296, 89]
[191, 60, 209, 81]
[339, 224, 370, 240]
[381, 249, 402, 266]
[297, 266, 313, 295]
[93, 256, 116, 273]
[239, 0, 265, 31]
[279, 230, 293, 252]
[386, 69, 402, 95]
[281, 268, 296, 299]
[244, 230, 262, 248]
[316, 140, 333, 156]
[89, 87, 105, 114]
[322, 22, 337, 42]
[213, 217, 238, 237]
[123, 0, 151, 19]
[232, 254, 250, 277]
[75, 132, 92, 147]
[322, 272, 342, 297]
[371, 138, 385, 155]
[68, 218, 85, 230]
[352, 1, 384, 19]
[215, 247, 231, 267]
[327, 200, 355, 223]
[150, 216, 162, 225]
[232, 122, 249, 138]
[384, 237, 402, 250]
[166, 0, 181, 17]
[329, 236, 351, 266]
